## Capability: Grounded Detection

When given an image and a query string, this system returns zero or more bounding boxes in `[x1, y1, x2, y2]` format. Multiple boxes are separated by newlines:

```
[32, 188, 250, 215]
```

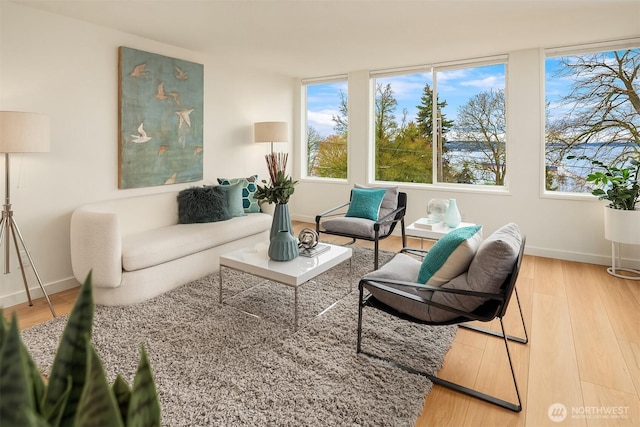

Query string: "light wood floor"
[4, 221, 639, 426]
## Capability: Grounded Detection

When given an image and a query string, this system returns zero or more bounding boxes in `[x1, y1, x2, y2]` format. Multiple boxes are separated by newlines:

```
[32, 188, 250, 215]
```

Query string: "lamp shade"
[254, 121, 288, 143]
[0, 111, 50, 153]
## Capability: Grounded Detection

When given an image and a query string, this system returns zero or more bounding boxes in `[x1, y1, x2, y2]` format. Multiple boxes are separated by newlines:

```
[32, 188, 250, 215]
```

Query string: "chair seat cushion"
[362, 253, 435, 321]
[417, 225, 483, 285]
[322, 217, 391, 239]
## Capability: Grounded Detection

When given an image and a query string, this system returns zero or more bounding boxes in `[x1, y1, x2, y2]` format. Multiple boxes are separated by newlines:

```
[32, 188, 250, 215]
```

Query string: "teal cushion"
[217, 175, 260, 213]
[346, 188, 387, 221]
[216, 182, 246, 217]
[177, 186, 232, 224]
[416, 225, 483, 285]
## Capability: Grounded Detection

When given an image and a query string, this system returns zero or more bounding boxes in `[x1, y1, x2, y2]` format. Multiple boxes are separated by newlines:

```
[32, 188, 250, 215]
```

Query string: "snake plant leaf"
[127, 345, 161, 427]
[44, 272, 94, 427]
[19, 332, 47, 415]
[74, 343, 124, 427]
[0, 312, 36, 426]
[112, 374, 132, 426]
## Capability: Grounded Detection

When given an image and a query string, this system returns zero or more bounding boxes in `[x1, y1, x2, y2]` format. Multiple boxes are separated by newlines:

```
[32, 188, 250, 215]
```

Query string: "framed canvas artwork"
[118, 46, 204, 189]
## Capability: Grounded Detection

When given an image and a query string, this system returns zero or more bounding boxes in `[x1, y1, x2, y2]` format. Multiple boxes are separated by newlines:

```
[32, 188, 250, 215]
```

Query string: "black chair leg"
[357, 304, 523, 412]
[460, 287, 528, 344]
[356, 284, 365, 353]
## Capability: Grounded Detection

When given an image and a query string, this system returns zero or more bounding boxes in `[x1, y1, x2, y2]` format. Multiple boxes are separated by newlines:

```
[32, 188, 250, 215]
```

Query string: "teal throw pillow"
[177, 186, 232, 224]
[416, 225, 483, 285]
[346, 188, 387, 221]
[217, 175, 260, 213]
[216, 182, 246, 217]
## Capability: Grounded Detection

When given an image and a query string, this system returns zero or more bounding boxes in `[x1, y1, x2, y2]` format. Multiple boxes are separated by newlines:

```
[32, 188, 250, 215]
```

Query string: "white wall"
[289, 50, 640, 269]
[0, 2, 293, 307]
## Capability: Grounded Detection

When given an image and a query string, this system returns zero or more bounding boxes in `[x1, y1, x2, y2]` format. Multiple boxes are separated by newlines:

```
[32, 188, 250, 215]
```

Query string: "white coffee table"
[406, 219, 479, 247]
[219, 242, 352, 329]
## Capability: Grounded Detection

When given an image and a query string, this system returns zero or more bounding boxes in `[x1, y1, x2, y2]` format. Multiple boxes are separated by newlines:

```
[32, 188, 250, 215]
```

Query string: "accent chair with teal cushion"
[315, 185, 407, 270]
[357, 223, 527, 412]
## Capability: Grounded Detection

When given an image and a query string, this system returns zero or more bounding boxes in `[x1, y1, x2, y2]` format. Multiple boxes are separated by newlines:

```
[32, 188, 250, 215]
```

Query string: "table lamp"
[254, 121, 288, 154]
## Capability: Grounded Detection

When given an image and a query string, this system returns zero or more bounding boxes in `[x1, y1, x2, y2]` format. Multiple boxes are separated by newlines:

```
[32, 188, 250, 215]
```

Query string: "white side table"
[406, 219, 480, 247]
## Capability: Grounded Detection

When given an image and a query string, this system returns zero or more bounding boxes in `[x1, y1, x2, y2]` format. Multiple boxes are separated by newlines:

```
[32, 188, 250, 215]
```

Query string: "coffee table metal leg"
[219, 267, 223, 304]
[294, 286, 298, 330]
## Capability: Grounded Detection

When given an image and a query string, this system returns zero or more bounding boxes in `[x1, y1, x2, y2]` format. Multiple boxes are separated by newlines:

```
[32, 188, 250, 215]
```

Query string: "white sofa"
[70, 191, 272, 305]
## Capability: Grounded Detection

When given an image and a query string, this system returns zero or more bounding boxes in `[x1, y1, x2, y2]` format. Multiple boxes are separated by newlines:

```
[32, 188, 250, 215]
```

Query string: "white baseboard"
[0, 276, 80, 309]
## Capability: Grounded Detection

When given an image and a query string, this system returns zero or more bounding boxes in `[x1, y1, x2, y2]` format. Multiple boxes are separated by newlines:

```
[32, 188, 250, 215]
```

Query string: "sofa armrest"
[70, 208, 123, 288]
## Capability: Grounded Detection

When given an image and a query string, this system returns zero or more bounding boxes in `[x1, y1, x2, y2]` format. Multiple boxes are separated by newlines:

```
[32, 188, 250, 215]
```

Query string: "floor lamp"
[0, 111, 56, 317]
[254, 121, 288, 154]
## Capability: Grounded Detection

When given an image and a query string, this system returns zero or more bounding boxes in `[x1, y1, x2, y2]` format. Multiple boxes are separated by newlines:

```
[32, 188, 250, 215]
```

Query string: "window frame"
[369, 55, 510, 193]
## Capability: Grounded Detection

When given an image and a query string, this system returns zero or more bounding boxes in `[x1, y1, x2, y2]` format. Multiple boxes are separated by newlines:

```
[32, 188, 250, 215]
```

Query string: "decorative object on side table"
[298, 228, 330, 257]
[568, 155, 640, 279]
[426, 198, 448, 223]
[444, 198, 462, 228]
[255, 152, 299, 260]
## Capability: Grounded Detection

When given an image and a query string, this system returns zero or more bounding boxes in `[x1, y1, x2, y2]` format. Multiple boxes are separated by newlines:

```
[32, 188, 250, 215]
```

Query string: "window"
[545, 43, 639, 193]
[303, 77, 348, 179]
[371, 59, 507, 186]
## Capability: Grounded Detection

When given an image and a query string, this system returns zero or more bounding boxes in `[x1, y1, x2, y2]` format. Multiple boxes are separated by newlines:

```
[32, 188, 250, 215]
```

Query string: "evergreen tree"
[415, 83, 453, 139]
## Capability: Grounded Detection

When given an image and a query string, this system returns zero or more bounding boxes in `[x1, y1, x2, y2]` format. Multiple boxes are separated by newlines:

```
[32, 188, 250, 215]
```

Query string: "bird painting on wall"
[155, 82, 181, 105]
[175, 65, 188, 80]
[131, 123, 151, 143]
[176, 109, 194, 129]
[129, 63, 149, 77]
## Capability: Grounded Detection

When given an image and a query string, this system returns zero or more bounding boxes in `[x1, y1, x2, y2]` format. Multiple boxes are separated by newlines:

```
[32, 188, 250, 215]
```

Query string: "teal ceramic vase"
[444, 198, 461, 228]
[271, 203, 293, 241]
[269, 229, 299, 261]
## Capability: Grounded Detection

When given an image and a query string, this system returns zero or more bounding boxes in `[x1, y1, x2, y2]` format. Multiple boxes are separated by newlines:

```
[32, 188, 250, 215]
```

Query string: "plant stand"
[608, 242, 640, 280]
[604, 206, 640, 280]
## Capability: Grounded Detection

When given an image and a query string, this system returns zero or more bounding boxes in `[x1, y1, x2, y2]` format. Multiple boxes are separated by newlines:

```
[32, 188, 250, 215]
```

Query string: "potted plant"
[255, 153, 299, 260]
[0, 272, 161, 426]
[569, 155, 640, 270]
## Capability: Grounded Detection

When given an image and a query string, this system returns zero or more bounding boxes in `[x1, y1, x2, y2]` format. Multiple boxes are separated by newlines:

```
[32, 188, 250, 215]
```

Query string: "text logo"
[548, 403, 568, 422]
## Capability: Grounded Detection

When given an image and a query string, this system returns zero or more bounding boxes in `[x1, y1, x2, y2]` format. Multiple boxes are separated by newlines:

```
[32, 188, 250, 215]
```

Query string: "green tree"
[306, 126, 323, 175]
[314, 134, 347, 178]
[375, 84, 433, 183]
[415, 83, 454, 139]
[456, 89, 507, 185]
[375, 83, 399, 143]
[332, 89, 348, 136]
[545, 49, 639, 191]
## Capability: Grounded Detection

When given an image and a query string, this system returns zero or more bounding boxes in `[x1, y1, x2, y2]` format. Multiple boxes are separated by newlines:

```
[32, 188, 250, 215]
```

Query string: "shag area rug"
[21, 247, 457, 427]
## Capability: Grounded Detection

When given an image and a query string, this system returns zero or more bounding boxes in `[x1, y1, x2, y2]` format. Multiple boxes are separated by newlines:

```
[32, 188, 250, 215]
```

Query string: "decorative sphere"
[298, 228, 319, 249]
[426, 199, 449, 222]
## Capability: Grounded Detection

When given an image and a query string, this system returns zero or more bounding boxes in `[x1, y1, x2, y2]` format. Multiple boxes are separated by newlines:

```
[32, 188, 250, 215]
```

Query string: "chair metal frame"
[356, 238, 527, 412]
[315, 191, 407, 270]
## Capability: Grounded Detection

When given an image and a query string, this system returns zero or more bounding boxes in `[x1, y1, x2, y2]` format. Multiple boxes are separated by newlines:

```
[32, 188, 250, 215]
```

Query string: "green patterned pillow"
[346, 188, 387, 221]
[217, 175, 260, 213]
